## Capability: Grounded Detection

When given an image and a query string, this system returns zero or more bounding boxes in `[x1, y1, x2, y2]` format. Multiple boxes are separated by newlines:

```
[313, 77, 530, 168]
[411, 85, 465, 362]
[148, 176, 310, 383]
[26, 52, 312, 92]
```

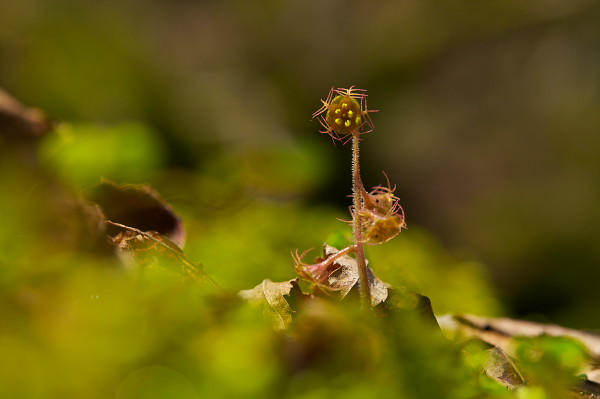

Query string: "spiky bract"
[352, 179, 407, 245]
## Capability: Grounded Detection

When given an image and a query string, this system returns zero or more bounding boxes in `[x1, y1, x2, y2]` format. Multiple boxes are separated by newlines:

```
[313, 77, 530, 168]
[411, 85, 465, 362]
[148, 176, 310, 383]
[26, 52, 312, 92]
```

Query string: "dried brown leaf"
[0, 88, 52, 140]
[440, 314, 600, 397]
[108, 223, 205, 281]
[91, 181, 186, 248]
[483, 346, 526, 390]
[323, 244, 389, 307]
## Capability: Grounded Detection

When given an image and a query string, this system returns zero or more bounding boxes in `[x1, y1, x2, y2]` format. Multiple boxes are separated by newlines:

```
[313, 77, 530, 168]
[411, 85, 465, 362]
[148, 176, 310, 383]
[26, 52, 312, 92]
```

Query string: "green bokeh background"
[2, 0, 598, 326]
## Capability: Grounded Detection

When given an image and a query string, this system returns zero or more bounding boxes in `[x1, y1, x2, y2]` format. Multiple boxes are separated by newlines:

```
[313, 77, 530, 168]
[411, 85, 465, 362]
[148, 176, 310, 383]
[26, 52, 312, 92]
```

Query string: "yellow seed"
[344, 119, 351, 127]
[335, 118, 343, 125]
[355, 116, 361, 125]
[347, 110, 354, 117]
[335, 108, 342, 114]
[342, 103, 348, 108]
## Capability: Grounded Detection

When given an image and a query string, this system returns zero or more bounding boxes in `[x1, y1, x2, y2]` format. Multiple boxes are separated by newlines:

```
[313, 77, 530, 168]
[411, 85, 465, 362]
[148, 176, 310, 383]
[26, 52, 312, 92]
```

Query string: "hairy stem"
[351, 134, 371, 307]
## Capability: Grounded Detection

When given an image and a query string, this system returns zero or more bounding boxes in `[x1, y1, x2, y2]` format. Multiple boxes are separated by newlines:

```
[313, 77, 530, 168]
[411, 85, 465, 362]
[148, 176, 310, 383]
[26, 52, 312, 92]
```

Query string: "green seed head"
[326, 95, 362, 136]
[312, 86, 377, 142]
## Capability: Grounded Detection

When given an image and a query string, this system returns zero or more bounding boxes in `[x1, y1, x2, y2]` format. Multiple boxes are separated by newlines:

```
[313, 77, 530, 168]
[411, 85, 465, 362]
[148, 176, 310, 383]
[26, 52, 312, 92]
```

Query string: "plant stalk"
[351, 134, 371, 307]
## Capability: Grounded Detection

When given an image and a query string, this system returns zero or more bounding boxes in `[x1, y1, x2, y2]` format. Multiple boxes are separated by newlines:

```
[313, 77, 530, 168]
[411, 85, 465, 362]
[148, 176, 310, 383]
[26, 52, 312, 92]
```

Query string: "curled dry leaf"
[0, 87, 53, 141]
[439, 314, 600, 397]
[0, 87, 54, 167]
[456, 314, 600, 359]
[321, 244, 389, 307]
[91, 181, 186, 248]
[108, 222, 206, 281]
[239, 279, 305, 330]
[439, 314, 600, 380]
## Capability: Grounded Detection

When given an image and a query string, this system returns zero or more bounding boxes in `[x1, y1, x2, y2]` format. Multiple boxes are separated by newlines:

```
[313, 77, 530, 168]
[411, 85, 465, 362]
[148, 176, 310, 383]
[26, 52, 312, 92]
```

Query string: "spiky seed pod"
[363, 186, 403, 217]
[312, 86, 376, 142]
[351, 179, 407, 245]
[358, 211, 406, 245]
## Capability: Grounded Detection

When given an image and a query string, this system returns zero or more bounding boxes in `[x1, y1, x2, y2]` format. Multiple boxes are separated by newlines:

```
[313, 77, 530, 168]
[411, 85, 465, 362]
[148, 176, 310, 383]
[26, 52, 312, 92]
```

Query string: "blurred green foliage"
[2, 0, 599, 328]
[370, 229, 502, 316]
[515, 335, 589, 394]
[41, 122, 165, 186]
[2, 114, 592, 398]
[2, 0, 600, 327]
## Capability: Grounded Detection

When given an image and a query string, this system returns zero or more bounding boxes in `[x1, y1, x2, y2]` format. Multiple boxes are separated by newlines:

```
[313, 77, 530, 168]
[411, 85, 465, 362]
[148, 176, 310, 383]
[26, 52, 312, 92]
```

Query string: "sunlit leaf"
[239, 278, 304, 330]
[483, 346, 526, 390]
